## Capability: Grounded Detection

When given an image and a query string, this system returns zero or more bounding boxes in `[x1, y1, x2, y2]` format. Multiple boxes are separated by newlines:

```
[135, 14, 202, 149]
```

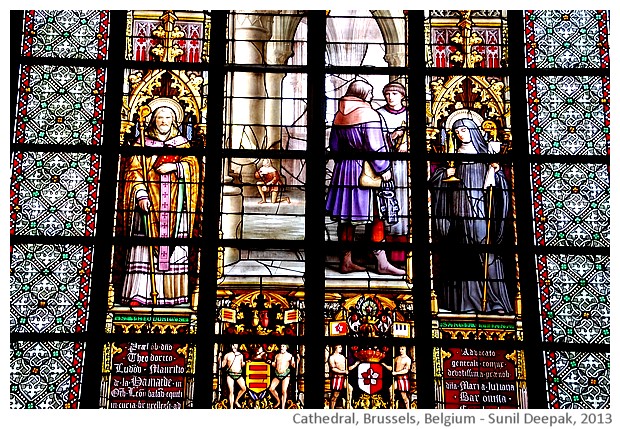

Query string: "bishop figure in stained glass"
[120, 97, 199, 306]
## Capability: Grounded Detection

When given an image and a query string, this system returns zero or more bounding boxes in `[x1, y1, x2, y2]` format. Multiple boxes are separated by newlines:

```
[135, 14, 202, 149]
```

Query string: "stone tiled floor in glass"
[222, 189, 409, 289]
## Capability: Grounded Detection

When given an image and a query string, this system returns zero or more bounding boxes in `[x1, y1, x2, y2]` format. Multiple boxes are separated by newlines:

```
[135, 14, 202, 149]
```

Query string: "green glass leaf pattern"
[528, 76, 608, 156]
[15, 65, 105, 146]
[10, 341, 84, 409]
[23, 10, 109, 59]
[10, 244, 92, 333]
[545, 351, 609, 408]
[535, 163, 609, 246]
[537, 254, 609, 344]
[10, 152, 100, 236]
[526, 10, 608, 68]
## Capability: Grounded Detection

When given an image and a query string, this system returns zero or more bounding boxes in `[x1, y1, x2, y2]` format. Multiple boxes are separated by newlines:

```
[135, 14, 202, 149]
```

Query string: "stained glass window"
[109, 15, 209, 317]
[528, 75, 610, 156]
[324, 294, 416, 408]
[10, 244, 93, 334]
[222, 73, 308, 248]
[320, 11, 416, 411]
[94, 10, 212, 409]
[425, 11, 508, 68]
[222, 13, 309, 281]
[545, 351, 610, 408]
[14, 65, 106, 146]
[325, 294, 414, 339]
[10, 341, 85, 409]
[323, 344, 416, 409]
[212, 343, 304, 409]
[100, 342, 195, 409]
[536, 254, 609, 344]
[525, 9, 610, 411]
[531, 163, 609, 247]
[22, 10, 110, 60]
[11, 9, 107, 409]
[324, 12, 410, 287]
[10, 152, 100, 237]
[127, 11, 210, 62]
[215, 290, 304, 335]
[224, 72, 308, 151]
[325, 73, 411, 288]
[9, 9, 611, 411]
[227, 11, 307, 65]
[435, 347, 526, 408]
[525, 10, 610, 69]
[426, 74, 518, 317]
[326, 11, 406, 67]
[211, 10, 310, 409]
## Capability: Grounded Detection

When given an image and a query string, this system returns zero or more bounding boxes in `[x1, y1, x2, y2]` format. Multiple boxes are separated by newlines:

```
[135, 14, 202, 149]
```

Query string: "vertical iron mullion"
[193, 9, 227, 410]
[304, 10, 328, 409]
[507, 10, 548, 408]
[408, 10, 435, 410]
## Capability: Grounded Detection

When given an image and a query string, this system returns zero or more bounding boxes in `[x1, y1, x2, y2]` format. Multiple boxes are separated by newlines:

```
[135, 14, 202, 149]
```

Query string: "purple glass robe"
[326, 121, 390, 224]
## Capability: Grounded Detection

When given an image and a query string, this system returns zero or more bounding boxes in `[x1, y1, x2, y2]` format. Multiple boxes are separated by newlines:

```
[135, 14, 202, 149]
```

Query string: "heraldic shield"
[246, 361, 271, 397]
[357, 362, 383, 395]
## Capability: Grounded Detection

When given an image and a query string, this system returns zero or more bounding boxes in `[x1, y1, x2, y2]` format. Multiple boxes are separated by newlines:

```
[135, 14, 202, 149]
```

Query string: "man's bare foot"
[377, 263, 406, 276]
[374, 249, 406, 275]
[340, 261, 366, 273]
[258, 200, 266, 204]
[234, 402, 242, 408]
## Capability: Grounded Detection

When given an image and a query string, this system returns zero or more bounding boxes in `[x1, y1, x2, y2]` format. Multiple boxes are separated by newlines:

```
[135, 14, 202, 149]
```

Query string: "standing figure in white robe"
[377, 81, 409, 263]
